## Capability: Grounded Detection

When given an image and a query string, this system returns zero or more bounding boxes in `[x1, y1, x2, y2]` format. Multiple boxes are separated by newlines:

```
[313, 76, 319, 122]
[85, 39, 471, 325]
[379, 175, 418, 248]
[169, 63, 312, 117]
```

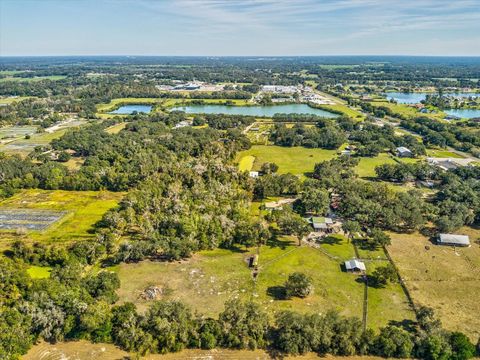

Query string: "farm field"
[24, 340, 388, 360]
[116, 235, 413, 330]
[388, 227, 480, 341]
[237, 145, 337, 176]
[0, 189, 124, 248]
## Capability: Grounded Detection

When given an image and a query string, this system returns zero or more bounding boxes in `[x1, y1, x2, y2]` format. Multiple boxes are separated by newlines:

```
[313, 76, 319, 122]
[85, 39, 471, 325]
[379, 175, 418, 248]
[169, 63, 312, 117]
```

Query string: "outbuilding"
[249, 171, 260, 178]
[345, 259, 366, 272]
[438, 234, 470, 247]
[396, 146, 413, 158]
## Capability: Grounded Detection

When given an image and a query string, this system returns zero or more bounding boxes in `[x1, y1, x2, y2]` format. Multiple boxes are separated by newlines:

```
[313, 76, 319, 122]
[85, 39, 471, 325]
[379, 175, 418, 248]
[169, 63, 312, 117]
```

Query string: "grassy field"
[237, 145, 337, 176]
[27, 265, 52, 279]
[0, 189, 124, 248]
[319, 104, 364, 119]
[0, 96, 32, 105]
[426, 148, 465, 158]
[370, 101, 445, 120]
[0, 129, 68, 156]
[116, 235, 413, 330]
[115, 237, 366, 318]
[24, 340, 388, 360]
[0, 75, 66, 82]
[388, 227, 480, 341]
[238, 155, 255, 171]
[104, 122, 128, 134]
[354, 153, 397, 178]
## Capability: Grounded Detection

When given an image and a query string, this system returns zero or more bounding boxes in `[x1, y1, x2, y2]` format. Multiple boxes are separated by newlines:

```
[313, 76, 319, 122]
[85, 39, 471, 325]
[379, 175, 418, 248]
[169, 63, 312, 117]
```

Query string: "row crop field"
[0, 209, 66, 230]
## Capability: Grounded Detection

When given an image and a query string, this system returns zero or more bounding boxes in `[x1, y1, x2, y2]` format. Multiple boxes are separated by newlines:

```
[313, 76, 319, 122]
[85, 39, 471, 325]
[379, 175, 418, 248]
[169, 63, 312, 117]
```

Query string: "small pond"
[170, 104, 339, 117]
[444, 109, 480, 119]
[109, 105, 153, 114]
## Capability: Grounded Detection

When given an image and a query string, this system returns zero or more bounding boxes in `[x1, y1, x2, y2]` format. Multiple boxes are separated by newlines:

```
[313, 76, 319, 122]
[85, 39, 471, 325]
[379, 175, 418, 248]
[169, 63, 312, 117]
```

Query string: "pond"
[109, 104, 153, 114]
[170, 104, 339, 117]
[444, 109, 480, 119]
[385, 92, 478, 104]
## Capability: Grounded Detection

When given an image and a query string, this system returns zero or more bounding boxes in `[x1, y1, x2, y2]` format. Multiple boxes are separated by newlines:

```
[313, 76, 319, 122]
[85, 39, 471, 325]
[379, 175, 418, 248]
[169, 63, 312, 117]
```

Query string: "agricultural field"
[0, 189, 124, 248]
[237, 145, 337, 176]
[388, 227, 480, 341]
[0, 208, 66, 230]
[116, 235, 413, 330]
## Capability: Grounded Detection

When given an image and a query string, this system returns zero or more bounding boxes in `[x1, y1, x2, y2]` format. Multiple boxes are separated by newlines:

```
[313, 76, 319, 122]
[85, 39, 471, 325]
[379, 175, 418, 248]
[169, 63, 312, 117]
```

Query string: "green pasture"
[237, 145, 337, 177]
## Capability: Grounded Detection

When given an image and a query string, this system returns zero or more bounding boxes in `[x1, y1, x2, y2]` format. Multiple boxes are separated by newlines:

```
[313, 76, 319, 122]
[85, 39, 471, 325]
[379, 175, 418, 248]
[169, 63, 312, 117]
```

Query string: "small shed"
[396, 146, 413, 158]
[249, 171, 259, 178]
[438, 234, 470, 247]
[345, 259, 366, 272]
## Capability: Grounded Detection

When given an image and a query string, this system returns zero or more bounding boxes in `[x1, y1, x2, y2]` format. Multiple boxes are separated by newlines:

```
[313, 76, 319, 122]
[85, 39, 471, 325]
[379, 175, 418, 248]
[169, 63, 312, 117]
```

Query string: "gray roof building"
[345, 259, 366, 272]
[438, 234, 470, 247]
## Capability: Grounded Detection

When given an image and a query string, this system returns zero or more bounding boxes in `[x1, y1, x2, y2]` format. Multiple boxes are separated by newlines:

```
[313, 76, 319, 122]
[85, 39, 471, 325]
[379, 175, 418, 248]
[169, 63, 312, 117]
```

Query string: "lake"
[110, 104, 153, 114]
[444, 109, 480, 119]
[385, 92, 478, 104]
[171, 104, 339, 117]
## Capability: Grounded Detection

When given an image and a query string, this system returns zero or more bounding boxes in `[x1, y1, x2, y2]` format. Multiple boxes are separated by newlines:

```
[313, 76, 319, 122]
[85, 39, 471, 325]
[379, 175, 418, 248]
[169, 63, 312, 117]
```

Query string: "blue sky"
[1, 0, 480, 56]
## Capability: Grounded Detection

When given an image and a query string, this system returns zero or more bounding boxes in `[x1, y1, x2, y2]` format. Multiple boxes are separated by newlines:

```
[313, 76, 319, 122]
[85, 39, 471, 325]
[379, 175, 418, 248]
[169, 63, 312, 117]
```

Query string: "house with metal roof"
[312, 217, 333, 230]
[345, 259, 366, 272]
[438, 234, 470, 247]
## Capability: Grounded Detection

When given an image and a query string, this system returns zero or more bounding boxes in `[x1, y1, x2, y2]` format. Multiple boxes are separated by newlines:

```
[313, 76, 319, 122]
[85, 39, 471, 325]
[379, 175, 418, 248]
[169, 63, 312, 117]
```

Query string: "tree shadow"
[354, 238, 380, 251]
[220, 244, 249, 253]
[388, 319, 417, 333]
[266, 231, 295, 249]
[267, 286, 287, 300]
[321, 235, 342, 245]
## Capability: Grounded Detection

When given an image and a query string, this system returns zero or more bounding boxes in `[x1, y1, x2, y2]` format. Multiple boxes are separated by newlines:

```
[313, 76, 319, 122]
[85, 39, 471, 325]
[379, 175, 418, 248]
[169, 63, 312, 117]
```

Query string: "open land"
[0, 189, 124, 248]
[388, 226, 480, 341]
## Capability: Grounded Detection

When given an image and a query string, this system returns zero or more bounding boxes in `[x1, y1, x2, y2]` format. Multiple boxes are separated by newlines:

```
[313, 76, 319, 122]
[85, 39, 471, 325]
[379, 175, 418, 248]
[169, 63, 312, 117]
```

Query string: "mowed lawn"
[354, 153, 397, 178]
[0, 189, 124, 247]
[388, 227, 480, 341]
[116, 236, 413, 329]
[237, 145, 337, 176]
